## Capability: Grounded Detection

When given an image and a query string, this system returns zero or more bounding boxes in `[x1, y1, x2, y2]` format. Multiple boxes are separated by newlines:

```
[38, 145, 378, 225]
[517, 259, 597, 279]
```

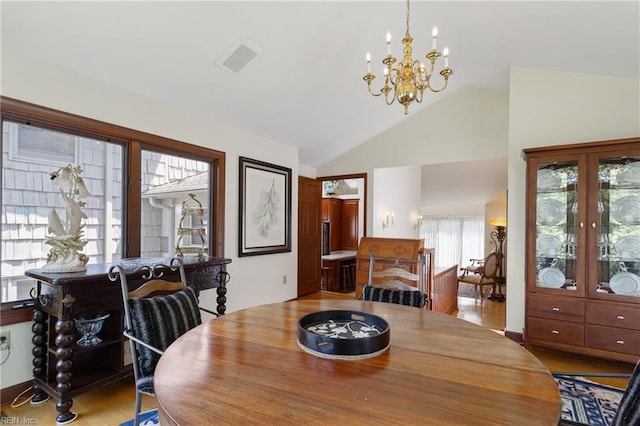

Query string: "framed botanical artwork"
[238, 157, 292, 256]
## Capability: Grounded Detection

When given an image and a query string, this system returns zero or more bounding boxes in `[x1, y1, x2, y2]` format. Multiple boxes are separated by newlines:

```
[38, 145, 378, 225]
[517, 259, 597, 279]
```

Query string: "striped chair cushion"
[127, 286, 202, 393]
[362, 284, 425, 308]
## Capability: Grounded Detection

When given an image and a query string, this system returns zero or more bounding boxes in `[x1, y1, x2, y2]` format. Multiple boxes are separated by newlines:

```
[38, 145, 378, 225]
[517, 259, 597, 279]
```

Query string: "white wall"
[372, 166, 421, 238]
[506, 67, 640, 335]
[319, 87, 509, 237]
[1, 48, 300, 387]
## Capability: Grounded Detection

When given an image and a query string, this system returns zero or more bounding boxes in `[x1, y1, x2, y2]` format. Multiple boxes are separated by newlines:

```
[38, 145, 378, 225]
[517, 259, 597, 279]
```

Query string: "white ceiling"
[2, 1, 638, 171]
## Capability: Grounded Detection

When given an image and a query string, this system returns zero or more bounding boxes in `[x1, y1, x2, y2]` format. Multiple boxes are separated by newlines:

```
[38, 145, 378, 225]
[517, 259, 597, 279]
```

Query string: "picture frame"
[238, 156, 292, 256]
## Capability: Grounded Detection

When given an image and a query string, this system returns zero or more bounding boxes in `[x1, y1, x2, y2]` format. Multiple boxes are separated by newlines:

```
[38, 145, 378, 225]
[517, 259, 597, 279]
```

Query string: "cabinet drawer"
[527, 317, 585, 346]
[528, 294, 585, 323]
[586, 301, 640, 331]
[587, 325, 640, 356]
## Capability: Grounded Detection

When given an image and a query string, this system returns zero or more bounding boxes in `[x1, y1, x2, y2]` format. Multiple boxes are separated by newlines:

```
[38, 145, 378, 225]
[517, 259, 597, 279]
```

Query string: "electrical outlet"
[282, 275, 287, 284]
[0, 331, 10, 350]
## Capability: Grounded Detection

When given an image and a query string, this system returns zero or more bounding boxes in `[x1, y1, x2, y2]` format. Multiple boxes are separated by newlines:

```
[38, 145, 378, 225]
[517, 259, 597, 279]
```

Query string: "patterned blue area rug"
[119, 409, 159, 426]
[555, 376, 624, 426]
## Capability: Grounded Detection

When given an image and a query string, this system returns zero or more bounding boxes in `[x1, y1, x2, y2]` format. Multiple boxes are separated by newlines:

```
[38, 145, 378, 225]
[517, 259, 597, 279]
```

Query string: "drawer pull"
[551, 307, 560, 312]
[616, 315, 625, 320]
[616, 340, 625, 345]
[551, 330, 559, 334]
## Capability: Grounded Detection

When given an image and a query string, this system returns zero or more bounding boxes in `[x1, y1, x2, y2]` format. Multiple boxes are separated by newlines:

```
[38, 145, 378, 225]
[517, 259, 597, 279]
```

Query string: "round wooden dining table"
[154, 299, 561, 425]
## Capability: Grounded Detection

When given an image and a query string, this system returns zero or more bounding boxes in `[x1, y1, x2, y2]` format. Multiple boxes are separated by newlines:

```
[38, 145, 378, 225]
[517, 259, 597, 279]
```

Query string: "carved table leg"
[53, 319, 78, 424]
[216, 270, 230, 315]
[216, 285, 227, 315]
[31, 308, 50, 405]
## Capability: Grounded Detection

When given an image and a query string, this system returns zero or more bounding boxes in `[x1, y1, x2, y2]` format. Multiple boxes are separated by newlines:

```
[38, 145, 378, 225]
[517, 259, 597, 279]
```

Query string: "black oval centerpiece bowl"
[297, 310, 390, 360]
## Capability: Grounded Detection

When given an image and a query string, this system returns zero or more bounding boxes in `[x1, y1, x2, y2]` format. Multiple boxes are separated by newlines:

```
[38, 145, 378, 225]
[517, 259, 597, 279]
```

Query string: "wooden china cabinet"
[523, 137, 640, 363]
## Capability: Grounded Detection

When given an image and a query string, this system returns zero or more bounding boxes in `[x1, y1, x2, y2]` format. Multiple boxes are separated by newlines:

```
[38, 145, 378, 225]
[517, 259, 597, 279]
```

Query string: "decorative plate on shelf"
[536, 234, 563, 256]
[611, 195, 640, 225]
[538, 266, 565, 288]
[537, 169, 562, 192]
[537, 199, 565, 225]
[617, 162, 640, 188]
[609, 271, 640, 295]
[614, 235, 640, 259]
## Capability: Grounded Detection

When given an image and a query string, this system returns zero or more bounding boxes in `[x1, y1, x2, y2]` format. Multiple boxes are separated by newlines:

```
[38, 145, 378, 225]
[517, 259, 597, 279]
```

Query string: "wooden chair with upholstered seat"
[108, 257, 217, 426]
[363, 252, 428, 308]
[457, 251, 499, 298]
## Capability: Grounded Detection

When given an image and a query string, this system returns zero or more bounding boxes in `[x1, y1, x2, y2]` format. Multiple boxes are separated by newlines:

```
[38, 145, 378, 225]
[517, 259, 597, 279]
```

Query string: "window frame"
[0, 96, 226, 325]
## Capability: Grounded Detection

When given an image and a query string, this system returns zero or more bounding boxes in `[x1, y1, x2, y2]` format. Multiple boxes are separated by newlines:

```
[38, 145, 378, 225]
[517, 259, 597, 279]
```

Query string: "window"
[8, 121, 78, 165]
[421, 216, 485, 268]
[0, 97, 225, 324]
[1, 120, 124, 305]
[140, 149, 210, 258]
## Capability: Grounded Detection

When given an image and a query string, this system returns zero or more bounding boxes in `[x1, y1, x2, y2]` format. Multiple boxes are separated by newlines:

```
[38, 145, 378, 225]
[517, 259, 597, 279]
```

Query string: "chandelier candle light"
[363, 0, 453, 114]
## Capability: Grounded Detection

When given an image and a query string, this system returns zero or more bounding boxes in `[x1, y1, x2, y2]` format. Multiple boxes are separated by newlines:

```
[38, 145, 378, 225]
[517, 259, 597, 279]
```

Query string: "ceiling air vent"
[215, 38, 262, 75]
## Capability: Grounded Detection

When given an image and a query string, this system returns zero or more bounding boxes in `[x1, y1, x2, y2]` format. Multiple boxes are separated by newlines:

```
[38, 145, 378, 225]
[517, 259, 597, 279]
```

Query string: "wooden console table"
[25, 256, 231, 424]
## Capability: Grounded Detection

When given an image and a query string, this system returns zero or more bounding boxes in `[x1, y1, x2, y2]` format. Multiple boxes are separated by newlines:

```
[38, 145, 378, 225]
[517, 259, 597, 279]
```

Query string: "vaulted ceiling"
[2, 1, 638, 171]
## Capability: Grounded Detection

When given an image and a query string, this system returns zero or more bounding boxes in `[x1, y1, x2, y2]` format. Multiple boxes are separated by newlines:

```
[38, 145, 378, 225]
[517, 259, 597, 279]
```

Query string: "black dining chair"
[553, 359, 640, 426]
[109, 257, 217, 426]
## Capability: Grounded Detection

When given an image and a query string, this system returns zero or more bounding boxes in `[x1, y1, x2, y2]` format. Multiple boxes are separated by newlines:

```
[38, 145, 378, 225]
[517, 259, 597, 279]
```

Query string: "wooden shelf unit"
[523, 137, 640, 363]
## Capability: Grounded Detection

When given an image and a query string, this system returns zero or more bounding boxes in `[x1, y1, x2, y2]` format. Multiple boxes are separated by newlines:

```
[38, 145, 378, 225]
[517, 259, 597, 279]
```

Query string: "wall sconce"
[412, 215, 423, 230]
[382, 212, 394, 230]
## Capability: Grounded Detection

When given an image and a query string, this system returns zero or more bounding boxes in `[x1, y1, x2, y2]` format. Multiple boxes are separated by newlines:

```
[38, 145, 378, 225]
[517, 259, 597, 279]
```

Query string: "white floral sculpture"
[43, 164, 92, 272]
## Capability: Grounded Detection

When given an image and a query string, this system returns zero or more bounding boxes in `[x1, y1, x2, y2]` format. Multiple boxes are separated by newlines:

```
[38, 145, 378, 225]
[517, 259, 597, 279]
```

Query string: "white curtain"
[421, 216, 485, 268]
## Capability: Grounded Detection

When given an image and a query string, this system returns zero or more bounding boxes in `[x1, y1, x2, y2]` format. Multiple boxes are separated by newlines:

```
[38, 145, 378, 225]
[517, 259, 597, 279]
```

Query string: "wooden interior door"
[297, 176, 321, 296]
[342, 199, 359, 251]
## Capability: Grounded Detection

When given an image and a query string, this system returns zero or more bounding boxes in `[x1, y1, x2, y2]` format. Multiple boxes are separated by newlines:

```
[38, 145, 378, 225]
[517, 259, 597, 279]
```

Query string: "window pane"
[1, 121, 124, 303]
[140, 150, 210, 258]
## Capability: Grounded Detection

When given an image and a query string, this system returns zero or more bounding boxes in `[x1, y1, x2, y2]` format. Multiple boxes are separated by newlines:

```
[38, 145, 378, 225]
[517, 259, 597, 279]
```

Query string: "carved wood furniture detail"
[25, 256, 231, 424]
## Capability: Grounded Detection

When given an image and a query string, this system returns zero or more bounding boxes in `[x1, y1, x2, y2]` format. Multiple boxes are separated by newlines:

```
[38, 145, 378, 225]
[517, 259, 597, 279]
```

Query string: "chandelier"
[363, 0, 453, 115]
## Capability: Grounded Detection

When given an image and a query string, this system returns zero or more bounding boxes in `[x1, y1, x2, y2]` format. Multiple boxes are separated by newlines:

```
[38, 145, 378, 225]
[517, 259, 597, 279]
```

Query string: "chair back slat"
[128, 279, 185, 299]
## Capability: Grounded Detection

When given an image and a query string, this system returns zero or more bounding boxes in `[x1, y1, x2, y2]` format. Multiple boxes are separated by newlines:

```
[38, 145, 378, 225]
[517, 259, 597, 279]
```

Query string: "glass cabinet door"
[593, 156, 640, 299]
[534, 160, 582, 293]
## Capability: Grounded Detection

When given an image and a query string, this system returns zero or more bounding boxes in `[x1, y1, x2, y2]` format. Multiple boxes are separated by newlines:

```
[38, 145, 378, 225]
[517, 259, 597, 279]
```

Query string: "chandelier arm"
[383, 85, 396, 105]
[414, 86, 424, 103]
[387, 66, 398, 86]
[367, 85, 384, 97]
[363, 74, 383, 97]
[412, 60, 430, 84]
[425, 76, 450, 93]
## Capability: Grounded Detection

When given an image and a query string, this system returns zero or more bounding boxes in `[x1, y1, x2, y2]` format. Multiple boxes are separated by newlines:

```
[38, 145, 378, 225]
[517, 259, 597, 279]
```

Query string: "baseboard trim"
[505, 330, 524, 345]
[1, 380, 33, 406]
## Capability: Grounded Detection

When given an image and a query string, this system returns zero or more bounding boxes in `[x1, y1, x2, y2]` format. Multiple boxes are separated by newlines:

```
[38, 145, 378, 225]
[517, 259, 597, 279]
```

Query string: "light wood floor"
[2, 292, 635, 425]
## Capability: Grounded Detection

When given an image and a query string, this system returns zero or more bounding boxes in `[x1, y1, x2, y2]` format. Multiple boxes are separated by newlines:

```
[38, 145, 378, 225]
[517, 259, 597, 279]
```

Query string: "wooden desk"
[321, 250, 356, 292]
[155, 300, 561, 425]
